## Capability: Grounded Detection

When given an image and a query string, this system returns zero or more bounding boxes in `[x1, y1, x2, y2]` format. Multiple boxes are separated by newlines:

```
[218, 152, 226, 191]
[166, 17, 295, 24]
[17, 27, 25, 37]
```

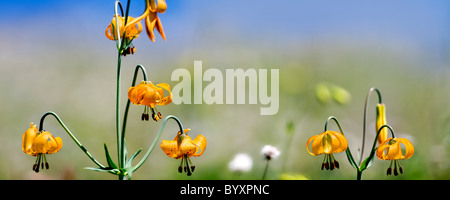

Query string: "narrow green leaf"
[360, 148, 377, 171]
[126, 148, 142, 167]
[84, 167, 120, 175]
[104, 143, 118, 169]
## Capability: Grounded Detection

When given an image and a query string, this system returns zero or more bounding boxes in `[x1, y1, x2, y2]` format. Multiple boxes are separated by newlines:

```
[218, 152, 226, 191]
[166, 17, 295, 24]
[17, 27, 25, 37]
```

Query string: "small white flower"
[228, 153, 253, 172]
[261, 145, 280, 160]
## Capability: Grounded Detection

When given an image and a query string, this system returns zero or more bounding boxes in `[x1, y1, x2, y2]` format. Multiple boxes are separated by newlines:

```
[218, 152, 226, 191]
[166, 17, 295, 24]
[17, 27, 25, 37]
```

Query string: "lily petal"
[191, 135, 207, 157]
[22, 123, 38, 156]
[155, 83, 172, 105]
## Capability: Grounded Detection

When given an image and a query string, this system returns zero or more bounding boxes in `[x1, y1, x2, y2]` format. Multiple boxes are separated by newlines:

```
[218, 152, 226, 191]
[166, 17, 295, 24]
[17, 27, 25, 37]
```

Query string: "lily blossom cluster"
[105, 0, 167, 56]
[306, 88, 415, 179]
[21, 0, 208, 180]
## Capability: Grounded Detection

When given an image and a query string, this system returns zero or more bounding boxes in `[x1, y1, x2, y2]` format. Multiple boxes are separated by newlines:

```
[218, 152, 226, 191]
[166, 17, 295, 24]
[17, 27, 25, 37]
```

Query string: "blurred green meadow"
[0, 0, 449, 180]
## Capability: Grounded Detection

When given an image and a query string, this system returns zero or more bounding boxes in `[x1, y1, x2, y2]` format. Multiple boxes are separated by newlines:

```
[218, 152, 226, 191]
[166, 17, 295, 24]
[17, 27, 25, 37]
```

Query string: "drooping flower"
[376, 137, 414, 176]
[160, 129, 207, 176]
[128, 80, 172, 121]
[376, 103, 388, 144]
[306, 130, 348, 170]
[105, 14, 143, 55]
[22, 123, 63, 173]
[261, 145, 280, 160]
[125, 0, 167, 42]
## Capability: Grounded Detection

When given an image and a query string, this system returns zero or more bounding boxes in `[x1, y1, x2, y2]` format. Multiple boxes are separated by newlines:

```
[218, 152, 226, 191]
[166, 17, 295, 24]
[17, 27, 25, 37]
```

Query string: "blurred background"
[0, 0, 449, 180]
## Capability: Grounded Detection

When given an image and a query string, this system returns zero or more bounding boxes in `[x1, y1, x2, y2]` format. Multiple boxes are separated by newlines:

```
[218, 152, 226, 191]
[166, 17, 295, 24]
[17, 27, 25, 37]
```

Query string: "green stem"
[113, 0, 132, 180]
[38, 111, 105, 168]
[262, 159, 270, 180]
[324, 116, 359, 176]
[120, 65, 148, 169]
[116, 53, 123, 172]
[360, 87, 382, 165]
[357, 170, 362, 180]
[132, 115, 184, 172]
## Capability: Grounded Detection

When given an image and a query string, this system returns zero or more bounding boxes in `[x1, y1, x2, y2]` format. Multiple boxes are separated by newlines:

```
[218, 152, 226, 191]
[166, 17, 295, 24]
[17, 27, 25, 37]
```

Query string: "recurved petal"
[105, 24, 116, 40]
[22, 123, 38, 156]
[156, 0, 167, 13]
[128, 86, 140, 104]
[397, 138, 414, 159]
[145, 13, 157, 42]
[191, 135, 207, 157]
[306, 134, 324, 156]
[156, 83, 172, 105]
[155, 17, 166, 41]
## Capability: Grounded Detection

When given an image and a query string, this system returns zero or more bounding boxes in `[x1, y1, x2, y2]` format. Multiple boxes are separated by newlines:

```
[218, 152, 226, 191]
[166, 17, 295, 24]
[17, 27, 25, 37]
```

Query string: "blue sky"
[2, 0, 449, 61]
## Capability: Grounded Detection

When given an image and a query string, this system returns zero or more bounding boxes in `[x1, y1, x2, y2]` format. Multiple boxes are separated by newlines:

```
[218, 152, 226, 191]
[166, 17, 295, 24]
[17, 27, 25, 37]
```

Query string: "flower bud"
[376, 103, 388, 144]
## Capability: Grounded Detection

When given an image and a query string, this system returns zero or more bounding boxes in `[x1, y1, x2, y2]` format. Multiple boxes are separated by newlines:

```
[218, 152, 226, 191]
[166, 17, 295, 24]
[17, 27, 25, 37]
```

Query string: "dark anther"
[334, 160, 340, 169]
[386, 167, 392, 175]
[324, 162, 329, 170]
[393, 168, 399, 176]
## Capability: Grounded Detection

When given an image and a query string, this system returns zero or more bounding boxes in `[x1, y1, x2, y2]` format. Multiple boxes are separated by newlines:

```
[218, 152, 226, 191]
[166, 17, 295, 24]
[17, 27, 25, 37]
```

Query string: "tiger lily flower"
[128, 80, 172, 121]
[376, 103, 388, 144]
[105, 15, 143, 55]
[161, 129, 207, 176]
[306, 130, 348, 170]
[22, 123, 63, 173]
[376, 137, 414, 176]
[125, 0, 167, 42]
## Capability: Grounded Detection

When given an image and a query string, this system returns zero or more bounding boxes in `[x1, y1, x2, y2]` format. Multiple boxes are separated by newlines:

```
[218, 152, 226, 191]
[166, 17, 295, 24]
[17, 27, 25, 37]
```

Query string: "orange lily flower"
[376, 103, 388, 144]
[161, 129, 207, 176]
[306, 130, 348, 170]
[377, 137, 414, 176]
[22, 123, 63, 173]
[105, 14, 143, 56]
[105, 15, 143, 42]
[126, 0, 167, 42]
[128, 80, 172, 121]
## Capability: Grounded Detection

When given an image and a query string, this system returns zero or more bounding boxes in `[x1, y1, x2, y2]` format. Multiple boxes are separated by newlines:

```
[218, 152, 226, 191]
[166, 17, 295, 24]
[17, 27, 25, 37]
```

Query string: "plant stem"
[360, 87, 382, 165]
[39, 111, 105, 168]
[357, 170, 362, 180]
[120, 65, 148, 170]
[262, 159, 270, 180]
[132, 115, 184, 172]
[116, 53, 123, 173]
